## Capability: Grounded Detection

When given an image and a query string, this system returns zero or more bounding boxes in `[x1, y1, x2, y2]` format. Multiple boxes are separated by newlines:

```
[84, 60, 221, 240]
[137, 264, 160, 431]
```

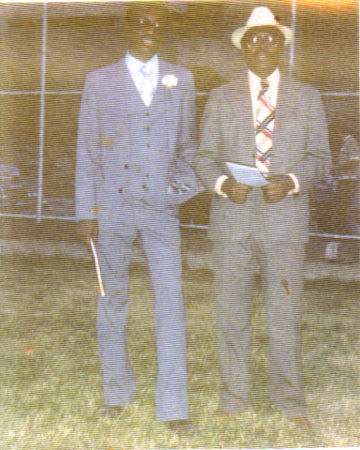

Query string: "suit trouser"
[213, 237, 307, 417]
[96, 214, 188, 421]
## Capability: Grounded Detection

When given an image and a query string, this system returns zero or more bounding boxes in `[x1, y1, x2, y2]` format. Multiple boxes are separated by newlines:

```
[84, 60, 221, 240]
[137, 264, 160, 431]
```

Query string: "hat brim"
[231, 24, 293, 50]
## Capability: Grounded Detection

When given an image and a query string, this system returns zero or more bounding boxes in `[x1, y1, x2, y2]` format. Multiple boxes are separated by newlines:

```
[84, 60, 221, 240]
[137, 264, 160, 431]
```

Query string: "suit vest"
[119, 82, 176, 207]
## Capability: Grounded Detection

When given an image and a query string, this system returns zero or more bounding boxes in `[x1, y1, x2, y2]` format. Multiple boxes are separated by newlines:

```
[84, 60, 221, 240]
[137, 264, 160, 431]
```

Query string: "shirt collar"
[248, 68, 280, 92]
[125, 51, 159, 74]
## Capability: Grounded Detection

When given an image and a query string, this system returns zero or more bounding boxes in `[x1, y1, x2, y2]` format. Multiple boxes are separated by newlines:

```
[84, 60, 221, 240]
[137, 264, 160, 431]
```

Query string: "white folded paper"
[225, 161, 269, 187]
[90, 238, 105, 297]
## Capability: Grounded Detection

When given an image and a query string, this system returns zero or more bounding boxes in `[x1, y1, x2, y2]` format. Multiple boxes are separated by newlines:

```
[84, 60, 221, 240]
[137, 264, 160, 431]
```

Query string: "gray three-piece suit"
[193, 74, 331, 416]
[75, 57, 199, 420]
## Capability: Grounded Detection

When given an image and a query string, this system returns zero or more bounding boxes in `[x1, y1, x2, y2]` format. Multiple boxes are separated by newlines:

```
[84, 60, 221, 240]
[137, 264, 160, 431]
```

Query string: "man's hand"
[77, 219, 98, 249]
[261, 174, 295, 203]
[221, 177, 252, 204]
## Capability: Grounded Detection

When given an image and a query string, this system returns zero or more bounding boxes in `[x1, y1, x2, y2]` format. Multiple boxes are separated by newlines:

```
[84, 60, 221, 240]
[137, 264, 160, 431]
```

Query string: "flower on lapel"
[162, 74, 178, 88]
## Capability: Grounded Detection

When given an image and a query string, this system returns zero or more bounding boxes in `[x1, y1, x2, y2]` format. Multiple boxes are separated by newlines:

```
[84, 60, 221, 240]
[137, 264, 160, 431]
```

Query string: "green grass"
[1, 255, 360, 449]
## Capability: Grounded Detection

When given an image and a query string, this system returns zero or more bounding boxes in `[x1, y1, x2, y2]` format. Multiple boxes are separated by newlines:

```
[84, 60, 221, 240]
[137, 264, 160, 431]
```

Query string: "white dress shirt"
[215, 69, 299, 196]
[125, 51, 158, 106]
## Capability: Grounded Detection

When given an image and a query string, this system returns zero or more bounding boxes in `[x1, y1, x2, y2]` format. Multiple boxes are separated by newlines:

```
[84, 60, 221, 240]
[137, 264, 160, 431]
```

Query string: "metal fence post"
[36, 1, 47, 222]
[289, 0, 297, 76]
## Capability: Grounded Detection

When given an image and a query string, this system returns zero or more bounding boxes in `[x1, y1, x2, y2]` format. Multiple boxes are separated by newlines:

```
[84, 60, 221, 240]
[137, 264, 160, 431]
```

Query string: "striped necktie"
[255, 79, 275, 174]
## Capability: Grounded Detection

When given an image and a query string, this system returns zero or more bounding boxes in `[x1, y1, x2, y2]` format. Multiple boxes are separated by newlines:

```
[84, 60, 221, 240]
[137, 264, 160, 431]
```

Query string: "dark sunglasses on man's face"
[129, 16, 163, 30]
[243, 33, 283, 49]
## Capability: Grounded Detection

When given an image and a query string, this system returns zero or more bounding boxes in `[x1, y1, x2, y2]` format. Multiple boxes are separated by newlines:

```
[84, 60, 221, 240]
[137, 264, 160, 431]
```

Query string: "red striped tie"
[255, 79, 274, 174]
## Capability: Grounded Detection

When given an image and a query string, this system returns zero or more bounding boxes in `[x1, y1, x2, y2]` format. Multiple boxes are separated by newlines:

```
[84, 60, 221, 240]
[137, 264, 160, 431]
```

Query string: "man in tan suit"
[193, 7, 331, 428]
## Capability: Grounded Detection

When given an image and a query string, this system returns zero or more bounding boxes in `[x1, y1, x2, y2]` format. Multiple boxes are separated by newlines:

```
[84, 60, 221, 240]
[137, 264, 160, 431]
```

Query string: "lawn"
[1, 254, 360, 449]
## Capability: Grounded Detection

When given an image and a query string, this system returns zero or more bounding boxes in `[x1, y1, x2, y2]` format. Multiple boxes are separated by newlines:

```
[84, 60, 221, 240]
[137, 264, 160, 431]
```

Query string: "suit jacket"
[193, 73, 331, 243]
[75, 57, 200, 223]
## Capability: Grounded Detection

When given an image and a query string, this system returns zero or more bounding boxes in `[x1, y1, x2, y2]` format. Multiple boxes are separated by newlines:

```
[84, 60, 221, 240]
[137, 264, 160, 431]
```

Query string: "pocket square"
[167, 181, 192, 195]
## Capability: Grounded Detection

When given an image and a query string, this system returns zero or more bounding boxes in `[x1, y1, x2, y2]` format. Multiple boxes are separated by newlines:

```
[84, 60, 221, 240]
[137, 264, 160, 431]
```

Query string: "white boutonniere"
[162, 74, 178, 88]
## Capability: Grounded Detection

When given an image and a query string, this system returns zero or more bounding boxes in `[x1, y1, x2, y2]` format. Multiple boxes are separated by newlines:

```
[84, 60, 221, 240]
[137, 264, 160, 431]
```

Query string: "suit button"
[118, 188, 123, 194]
[146, 127, 150, 132]
[146, 112, 149, 117]
[124, 164, 129, 169]
[146, 143, 151, 148]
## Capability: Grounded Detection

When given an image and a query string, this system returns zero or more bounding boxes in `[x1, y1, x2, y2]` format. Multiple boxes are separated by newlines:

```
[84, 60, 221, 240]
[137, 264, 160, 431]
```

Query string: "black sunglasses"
[243, 33, 284, 49]
[129, 16, 163, 30]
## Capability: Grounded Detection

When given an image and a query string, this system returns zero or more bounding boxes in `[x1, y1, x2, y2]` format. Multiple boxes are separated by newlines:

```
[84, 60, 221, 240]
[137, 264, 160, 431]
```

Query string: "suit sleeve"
[192, 90, 226, 192]
[289, 88, 331, 192]
[176, 70, 197, 164]
[75, 75, 101, 221]
[167, 70, 202, 201]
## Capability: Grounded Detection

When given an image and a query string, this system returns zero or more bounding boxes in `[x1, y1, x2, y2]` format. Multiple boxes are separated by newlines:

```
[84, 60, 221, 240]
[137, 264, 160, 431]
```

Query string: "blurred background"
[0, 0, 359, 253]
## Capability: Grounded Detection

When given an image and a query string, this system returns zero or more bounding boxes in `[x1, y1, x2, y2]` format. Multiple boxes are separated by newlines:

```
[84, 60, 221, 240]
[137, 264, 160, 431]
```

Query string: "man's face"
[126, 8, 165, 62]
[241, 26, 285, 79]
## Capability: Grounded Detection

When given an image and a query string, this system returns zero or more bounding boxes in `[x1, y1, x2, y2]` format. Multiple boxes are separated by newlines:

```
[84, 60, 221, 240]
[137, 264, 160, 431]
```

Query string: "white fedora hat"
[231, 6, 293, 50]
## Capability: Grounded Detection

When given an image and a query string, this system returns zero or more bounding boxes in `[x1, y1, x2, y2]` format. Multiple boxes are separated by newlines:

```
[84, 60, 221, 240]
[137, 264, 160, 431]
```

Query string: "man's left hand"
[261, 174, 295, 203]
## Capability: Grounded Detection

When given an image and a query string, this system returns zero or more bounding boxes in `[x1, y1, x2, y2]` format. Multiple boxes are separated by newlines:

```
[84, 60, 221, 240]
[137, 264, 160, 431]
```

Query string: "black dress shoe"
[165, 419, 197, 436]
[97, 405, 124, 417]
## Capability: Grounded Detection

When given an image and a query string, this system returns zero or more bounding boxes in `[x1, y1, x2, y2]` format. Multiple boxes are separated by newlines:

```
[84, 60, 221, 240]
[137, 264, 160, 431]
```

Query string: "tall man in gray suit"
[75, 3, 199, 434]
[193, 7, 331, 428]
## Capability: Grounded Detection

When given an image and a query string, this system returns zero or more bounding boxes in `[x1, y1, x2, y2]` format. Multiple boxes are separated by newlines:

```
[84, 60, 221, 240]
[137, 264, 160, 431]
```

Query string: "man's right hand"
[77, 219, 98, 249]
[221, 177, 252, 204]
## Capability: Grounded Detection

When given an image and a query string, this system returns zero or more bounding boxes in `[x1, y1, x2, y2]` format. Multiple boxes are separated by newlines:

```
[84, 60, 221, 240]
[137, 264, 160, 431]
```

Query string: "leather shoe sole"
[165, 419, 198, 436]
[97, 405, 124, 417]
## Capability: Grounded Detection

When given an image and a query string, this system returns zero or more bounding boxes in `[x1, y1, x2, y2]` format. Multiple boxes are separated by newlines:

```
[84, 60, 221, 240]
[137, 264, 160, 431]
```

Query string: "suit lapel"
[100, 59, 146, 153]
[106, 59, 143, 120]
[226, 76, 257, 165]
[113, 59, 137, 99]
[152, 59, 167, 103]
[152, 59, 176, 108]
[113, 58, 174, 111]
[271, 76, 298, 171]
[152, 59, 177, 149]
[110, 58, 179, 151]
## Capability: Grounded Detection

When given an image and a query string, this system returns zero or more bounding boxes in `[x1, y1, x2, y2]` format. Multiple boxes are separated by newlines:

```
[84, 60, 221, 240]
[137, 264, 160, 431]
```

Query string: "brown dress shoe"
[289, 416, 312, 429]
[166, 419, 198, 436]
[97, 405, 124, 417]
[215, 409, 244, 419]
